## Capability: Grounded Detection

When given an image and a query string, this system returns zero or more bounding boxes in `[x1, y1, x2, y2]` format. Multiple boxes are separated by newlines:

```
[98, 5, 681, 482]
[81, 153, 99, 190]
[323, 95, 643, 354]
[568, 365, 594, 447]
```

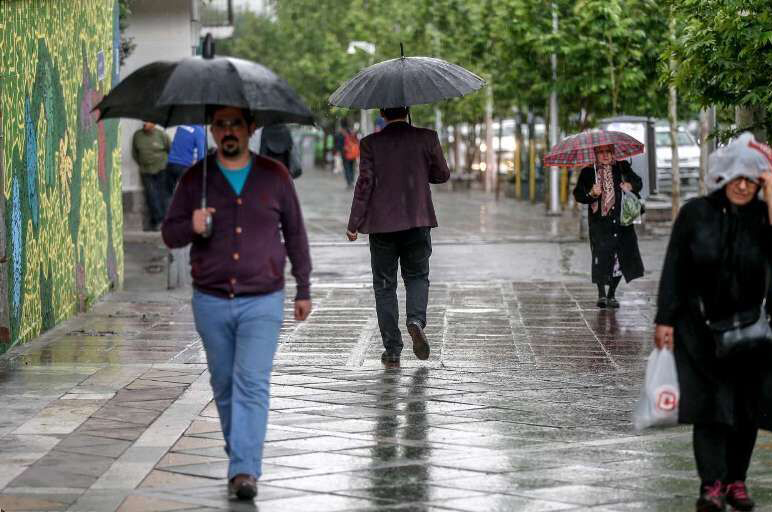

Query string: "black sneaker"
[607, 297, 620, 308]
[381, 351, 400, 369]
[596, 297, 607, 308]
[407, 322, 430, 360]
[229, 474, 257, 500]
[696, 481, 726, 512]
[725, 481, 754, 511]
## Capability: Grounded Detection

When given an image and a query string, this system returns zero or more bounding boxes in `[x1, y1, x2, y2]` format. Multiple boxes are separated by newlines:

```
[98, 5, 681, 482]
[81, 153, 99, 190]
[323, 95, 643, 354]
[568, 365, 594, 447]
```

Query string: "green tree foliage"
[670, 0, 772, 140]
[219, 0, 771, 137]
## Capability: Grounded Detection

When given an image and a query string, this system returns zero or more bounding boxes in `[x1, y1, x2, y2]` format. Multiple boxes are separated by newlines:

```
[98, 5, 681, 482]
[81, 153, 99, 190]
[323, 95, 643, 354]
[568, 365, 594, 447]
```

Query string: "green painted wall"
[0, 0, 123, 352]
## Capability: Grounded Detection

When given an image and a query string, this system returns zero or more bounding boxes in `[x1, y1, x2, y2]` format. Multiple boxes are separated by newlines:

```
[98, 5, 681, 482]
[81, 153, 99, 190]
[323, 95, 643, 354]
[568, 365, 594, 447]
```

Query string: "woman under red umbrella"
[572, 144, 645, 308]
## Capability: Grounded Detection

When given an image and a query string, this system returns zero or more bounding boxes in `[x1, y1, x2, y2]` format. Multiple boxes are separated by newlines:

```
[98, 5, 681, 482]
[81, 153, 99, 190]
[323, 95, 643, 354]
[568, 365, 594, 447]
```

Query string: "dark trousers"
[141, 172, 166, 228]
[164, 163, 187, 212]
[368, 227, 432, 355]
[343, 159, 355, 186]
[693, 422, 758, 485]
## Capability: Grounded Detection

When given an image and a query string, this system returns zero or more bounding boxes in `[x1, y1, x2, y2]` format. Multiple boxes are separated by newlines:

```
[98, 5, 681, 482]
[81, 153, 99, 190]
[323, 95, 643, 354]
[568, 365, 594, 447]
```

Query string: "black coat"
[573, 161, 644, 284]
[656, 191, 772, 429]
[260, 124, 301, 178]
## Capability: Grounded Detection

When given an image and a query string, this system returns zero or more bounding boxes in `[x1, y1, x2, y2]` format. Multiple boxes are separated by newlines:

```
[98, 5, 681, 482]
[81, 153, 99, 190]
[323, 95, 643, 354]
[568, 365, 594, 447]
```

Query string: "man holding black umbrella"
[346, 107, 450, 368]
[162, 106, 312, 500]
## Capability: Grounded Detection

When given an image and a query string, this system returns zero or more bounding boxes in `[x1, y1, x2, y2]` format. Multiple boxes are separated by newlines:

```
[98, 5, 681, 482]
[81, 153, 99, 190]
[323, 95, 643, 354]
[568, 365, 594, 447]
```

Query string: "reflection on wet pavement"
[0, 169, 770, 511]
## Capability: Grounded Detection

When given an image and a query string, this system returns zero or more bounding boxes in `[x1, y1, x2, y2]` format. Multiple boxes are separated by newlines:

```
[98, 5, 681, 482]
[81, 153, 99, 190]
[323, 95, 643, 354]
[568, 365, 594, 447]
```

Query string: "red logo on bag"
[655, 386, 678, 412]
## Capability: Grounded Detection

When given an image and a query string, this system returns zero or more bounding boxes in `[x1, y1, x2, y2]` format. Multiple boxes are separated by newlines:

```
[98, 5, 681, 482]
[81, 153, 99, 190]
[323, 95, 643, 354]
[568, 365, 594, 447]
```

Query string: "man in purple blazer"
[346, 106, 451, 368]
[162, 106, 312, 500]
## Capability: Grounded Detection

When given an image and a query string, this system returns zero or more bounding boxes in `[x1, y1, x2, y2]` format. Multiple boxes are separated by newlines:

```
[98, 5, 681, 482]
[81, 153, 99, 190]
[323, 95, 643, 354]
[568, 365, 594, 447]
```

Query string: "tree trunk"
[321, 125, 330, 168]
[495, 117, 503, 201]
[452, 124, 461, 174]
[668, 13, 680, 220]
[515, 112, 523, 199]
[606, 33, 618, 115]
[736, 105, 768, 143]
[698, 108, 713, 196]
[484, 87, 495, 193]
[527, 110, 536, 203]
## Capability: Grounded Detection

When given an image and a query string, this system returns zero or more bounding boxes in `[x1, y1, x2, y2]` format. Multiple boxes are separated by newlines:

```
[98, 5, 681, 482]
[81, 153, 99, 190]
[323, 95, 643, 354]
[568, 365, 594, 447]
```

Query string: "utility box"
[599, 116, 657, 198]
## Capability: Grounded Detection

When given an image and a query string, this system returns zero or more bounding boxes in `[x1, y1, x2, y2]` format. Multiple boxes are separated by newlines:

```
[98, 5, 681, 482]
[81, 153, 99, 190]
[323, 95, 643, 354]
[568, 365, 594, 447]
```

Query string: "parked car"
[655, 125, 700, 195]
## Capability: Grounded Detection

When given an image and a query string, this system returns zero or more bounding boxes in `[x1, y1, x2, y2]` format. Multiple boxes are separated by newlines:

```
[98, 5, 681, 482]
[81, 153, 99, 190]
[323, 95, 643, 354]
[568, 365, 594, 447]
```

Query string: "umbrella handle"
[200, 141, 213, 238]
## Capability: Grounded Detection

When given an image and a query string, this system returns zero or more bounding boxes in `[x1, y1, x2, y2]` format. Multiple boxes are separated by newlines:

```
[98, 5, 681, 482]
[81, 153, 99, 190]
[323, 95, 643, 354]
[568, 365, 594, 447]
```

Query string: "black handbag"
[700, 271, 772, 359]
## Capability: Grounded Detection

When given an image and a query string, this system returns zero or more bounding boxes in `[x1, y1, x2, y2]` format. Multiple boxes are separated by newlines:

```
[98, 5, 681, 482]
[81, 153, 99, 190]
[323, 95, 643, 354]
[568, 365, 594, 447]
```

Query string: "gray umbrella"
[329, 54, 485, 109]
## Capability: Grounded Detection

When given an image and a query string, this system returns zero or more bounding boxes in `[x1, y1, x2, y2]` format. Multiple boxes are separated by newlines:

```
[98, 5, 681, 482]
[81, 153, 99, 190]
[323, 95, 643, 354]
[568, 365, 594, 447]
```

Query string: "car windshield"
[656, 131, 694, 146]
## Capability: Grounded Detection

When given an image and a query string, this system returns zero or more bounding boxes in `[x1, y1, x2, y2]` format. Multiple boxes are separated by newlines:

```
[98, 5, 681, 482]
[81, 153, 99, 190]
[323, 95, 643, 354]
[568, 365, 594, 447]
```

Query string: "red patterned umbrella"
[544, 130, 644, 167]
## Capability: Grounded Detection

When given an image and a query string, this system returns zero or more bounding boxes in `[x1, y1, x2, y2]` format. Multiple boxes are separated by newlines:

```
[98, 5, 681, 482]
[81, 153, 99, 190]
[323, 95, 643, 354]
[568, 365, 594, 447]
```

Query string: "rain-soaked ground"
[1, 168, 771, 511]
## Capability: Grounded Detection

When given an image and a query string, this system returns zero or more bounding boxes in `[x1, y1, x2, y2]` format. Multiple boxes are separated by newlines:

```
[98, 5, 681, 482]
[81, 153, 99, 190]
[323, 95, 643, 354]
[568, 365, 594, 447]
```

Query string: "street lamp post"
[347, 41, 376, 136]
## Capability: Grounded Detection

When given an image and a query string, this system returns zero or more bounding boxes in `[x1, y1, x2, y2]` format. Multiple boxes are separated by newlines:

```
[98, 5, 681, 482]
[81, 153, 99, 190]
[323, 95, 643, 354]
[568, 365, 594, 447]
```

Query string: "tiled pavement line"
[0, 365, 151, 490]
[502, 281, 536, 365]
[346, 316, 378, 368]
[119, 367, 698, 511]
[0, 366, 206, 512]
[68, 368, 212, 512]
[561, 281, 621, 370]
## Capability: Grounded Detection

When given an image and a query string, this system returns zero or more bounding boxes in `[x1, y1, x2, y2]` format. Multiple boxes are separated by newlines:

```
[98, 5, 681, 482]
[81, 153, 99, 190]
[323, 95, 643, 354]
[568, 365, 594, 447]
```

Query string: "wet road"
[1, 168, 771, 511]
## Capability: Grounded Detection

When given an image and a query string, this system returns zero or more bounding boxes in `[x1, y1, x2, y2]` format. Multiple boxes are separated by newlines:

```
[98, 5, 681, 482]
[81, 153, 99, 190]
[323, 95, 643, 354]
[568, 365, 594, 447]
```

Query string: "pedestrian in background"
[654, 133, 772, 512]
[162, 106, 312, 501]
[260, 124, 302, 179]
[338, 119, 359, 188]
[332, 123, 344, 175]
[573, 144, 644, 308]
[132, 121, 170, 231]
[164, 124, 206, 210]
[346, 106, 450, 368]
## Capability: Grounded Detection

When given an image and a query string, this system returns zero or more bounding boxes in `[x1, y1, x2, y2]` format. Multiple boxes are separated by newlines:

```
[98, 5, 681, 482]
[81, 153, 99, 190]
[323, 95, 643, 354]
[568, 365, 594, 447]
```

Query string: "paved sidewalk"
[1, 169, 771, 511]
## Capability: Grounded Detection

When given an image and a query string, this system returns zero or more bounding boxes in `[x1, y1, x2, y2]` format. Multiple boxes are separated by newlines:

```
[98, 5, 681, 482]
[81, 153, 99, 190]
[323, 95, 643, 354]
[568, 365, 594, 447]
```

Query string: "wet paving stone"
[2, 171, 771, 510]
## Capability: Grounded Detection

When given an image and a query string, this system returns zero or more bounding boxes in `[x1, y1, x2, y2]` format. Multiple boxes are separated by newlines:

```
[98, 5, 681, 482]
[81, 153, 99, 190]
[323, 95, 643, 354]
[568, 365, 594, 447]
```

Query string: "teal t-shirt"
[217, 159, 252, 196]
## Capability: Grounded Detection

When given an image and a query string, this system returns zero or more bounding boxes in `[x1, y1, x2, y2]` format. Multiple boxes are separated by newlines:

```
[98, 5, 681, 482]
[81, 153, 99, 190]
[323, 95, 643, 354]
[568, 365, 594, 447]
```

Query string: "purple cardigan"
[347, 122, 450, 234]
[162, 153, 311, 300]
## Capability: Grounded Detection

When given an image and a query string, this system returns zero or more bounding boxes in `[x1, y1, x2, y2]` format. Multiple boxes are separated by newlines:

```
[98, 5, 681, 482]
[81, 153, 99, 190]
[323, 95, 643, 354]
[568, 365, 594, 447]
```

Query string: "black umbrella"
[329, 46, 485, 109]
[95, 36, 313, 237]
[95, 59, 314, 127]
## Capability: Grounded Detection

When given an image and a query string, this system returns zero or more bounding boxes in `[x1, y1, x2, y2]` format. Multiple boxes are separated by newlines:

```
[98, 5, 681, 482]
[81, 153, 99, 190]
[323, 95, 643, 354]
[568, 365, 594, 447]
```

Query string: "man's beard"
[221, 137, 240, 158]
[222, 145, 240, 157]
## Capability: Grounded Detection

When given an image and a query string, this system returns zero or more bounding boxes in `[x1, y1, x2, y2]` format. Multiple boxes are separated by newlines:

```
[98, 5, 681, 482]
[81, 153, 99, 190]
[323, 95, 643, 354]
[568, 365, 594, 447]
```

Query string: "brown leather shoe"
[381, 351, 400, 369]
[229, 474, 257, 500]
[407, 322, 430, 360]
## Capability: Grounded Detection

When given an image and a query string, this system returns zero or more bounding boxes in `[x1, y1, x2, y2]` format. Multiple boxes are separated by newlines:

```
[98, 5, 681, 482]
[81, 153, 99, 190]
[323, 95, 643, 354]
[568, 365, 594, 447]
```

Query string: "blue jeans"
[192, 288, 285, 480]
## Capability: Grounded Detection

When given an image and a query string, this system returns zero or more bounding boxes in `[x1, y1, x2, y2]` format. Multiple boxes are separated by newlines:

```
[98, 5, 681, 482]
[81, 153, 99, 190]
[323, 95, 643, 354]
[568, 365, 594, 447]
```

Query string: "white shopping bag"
[633, 348, 680, 431]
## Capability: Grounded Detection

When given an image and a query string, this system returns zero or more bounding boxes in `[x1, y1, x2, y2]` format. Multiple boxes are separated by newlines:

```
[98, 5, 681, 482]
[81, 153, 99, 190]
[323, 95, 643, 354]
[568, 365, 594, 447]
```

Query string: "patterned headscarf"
[592, 146, 616, 216]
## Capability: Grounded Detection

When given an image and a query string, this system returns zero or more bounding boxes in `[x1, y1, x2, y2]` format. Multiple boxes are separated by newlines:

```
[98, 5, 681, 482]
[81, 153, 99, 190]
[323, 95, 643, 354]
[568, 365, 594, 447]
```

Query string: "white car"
[655, 127, 700, 192]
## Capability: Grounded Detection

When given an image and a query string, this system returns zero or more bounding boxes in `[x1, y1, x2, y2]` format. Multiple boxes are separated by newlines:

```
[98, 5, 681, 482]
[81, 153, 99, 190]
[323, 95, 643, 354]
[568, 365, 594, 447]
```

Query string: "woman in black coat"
[655, 133, 772, 512]
[573, 145, 644, 308]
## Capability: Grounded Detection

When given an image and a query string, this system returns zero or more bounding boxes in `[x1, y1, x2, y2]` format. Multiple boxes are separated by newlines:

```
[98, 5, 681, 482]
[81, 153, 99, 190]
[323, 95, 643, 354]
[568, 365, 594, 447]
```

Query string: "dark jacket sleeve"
[347, 136, 374, 232]
[573, 166, 597, 205]
[161, 171, 197, 248]
[620, 161, 643, 194]
[428, 132, 451, 184]
[280, 175, 312, 301]
[655, 203, 693, 325]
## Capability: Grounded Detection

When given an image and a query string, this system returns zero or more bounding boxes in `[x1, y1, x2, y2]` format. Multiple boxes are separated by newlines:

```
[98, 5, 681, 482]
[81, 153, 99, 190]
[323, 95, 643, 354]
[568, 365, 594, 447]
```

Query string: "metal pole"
[548, 3, 560, 215]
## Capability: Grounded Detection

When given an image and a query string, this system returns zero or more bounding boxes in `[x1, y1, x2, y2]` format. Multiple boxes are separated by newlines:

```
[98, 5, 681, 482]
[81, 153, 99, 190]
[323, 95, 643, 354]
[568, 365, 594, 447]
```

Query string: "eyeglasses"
[733, 176, 760, 186]
[212, 118, 246, 130]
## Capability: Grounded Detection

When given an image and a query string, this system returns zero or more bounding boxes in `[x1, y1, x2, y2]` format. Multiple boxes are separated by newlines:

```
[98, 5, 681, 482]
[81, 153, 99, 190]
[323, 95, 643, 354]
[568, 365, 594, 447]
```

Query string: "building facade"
[0, 1, 123, 353]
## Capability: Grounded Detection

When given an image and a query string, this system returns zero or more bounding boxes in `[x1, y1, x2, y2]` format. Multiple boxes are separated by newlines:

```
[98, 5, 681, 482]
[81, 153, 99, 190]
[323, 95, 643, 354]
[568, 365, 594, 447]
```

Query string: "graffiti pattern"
[0, 0, 122, 351]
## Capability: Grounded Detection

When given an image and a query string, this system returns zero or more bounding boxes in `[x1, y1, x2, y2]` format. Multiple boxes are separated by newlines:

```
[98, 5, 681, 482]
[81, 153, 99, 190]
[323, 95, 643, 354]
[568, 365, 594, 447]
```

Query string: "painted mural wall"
[0, 1, 123, 352]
